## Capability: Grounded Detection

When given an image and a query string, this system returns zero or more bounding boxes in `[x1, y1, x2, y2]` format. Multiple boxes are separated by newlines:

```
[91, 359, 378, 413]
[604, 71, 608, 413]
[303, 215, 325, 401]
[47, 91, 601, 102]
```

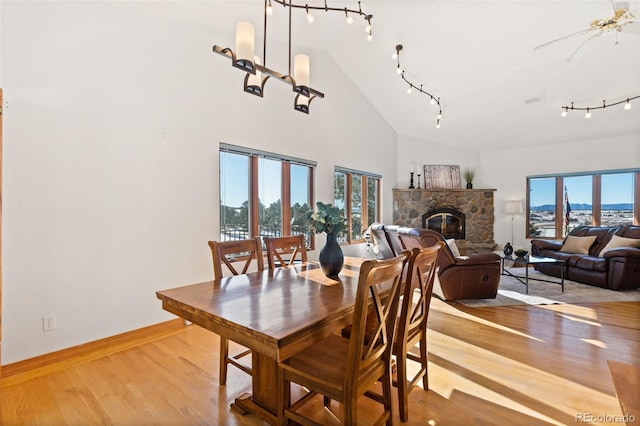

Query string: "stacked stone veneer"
[392, 188, 496, 253]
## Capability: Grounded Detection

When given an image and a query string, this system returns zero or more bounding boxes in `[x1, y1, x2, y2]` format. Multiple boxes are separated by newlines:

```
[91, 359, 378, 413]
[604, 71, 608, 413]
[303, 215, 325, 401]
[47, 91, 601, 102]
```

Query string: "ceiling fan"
[533, 0, 639, 62]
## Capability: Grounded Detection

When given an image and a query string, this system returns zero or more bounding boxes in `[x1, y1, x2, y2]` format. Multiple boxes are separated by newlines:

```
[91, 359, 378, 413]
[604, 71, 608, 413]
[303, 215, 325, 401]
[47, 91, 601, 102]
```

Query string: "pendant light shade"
[294, 54, 310, 96]
[244, 56, 267, 97]
[235, 22, 255, 72]
[294, 94, 312, 114]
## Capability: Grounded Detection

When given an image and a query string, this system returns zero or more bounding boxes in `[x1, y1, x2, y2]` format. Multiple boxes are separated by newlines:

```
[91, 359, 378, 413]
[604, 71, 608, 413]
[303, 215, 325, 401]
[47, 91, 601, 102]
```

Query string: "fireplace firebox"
[422, 207, 465, 240]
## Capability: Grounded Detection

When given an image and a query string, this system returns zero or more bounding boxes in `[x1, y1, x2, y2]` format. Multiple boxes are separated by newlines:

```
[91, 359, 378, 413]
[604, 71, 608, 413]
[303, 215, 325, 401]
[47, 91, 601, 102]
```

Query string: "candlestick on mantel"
[417, 174, 421, 189]
[409, 172, 415, 189]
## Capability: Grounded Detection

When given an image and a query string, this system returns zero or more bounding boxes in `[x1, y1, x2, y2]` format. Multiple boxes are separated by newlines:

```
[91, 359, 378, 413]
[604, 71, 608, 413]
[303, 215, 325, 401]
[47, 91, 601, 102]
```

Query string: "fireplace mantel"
[392, 188, 497, 254]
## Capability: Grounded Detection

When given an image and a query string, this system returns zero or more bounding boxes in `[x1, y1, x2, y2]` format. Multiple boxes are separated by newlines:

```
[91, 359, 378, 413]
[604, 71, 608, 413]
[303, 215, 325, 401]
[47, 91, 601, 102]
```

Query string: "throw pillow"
[559, 235, 597, 255]
[599, 234, 640, 257]
[445, 238, 461, 257]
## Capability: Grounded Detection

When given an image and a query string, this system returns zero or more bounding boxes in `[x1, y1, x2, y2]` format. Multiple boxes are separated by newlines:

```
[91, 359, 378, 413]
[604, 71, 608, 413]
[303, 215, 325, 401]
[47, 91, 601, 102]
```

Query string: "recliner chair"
[396, 227, 501, 300]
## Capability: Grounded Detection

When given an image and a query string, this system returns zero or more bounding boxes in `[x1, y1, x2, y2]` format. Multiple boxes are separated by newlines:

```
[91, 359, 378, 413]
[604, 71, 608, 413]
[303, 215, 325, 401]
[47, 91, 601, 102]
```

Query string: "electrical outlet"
[43, 315, 56, 331]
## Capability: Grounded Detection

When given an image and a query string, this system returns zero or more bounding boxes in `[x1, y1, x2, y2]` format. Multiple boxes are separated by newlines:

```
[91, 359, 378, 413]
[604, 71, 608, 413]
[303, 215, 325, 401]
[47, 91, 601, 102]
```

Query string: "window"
[527, 169, 639, 239]
[334, 167, 381, 243]
[219, 144, 315, 247]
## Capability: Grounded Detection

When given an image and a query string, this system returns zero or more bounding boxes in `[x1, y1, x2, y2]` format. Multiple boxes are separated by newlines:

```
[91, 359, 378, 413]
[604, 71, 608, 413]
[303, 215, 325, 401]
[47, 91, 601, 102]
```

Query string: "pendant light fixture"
[212, 0, 373, 114]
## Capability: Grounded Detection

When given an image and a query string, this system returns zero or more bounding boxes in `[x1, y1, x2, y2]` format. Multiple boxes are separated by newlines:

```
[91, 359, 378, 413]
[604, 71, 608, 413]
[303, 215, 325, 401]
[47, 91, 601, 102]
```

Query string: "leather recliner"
[394, 227, 501, 300]
[369, 224, 502, 300]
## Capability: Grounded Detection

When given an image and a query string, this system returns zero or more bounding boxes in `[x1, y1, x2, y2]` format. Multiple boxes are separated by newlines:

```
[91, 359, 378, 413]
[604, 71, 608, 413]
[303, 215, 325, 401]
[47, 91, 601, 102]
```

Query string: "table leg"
[230, 352, 279, 425]
[525, 265, 529, 294]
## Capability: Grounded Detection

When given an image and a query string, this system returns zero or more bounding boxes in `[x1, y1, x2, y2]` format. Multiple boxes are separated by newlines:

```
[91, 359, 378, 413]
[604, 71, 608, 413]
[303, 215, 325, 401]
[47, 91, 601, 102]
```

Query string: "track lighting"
[560, 95, 639, 117]
[393, 44, 443, 128]
[345, 9, 353, 24]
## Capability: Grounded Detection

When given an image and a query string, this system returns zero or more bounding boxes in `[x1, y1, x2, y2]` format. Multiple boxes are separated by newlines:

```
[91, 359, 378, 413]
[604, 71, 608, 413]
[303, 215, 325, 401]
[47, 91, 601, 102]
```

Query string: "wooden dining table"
[155, 257, 366, 425]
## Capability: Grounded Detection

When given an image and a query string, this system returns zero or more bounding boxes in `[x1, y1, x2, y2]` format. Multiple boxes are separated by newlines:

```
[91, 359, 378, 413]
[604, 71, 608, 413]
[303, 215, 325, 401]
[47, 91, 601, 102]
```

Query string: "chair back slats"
[263, 235, 308, 269]
[399, 243, 442, 342]
[208, 237, 264, 280]
[346, 254, 408, 385]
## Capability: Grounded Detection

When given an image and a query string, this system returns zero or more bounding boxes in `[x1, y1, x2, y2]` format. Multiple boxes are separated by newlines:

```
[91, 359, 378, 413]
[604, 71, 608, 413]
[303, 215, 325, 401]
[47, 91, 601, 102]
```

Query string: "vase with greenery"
[463, 168, 475, 189]
[306, 202, 347, 278]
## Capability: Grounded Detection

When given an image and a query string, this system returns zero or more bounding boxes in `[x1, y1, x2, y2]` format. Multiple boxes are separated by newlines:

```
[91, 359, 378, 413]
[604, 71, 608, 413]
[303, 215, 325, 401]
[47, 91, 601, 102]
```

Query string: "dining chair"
[277, 253, 409, 425]
[339, 243, 443, 422]
[394, 243, 442, 422]
[208, 237, 264, 385]
[263, 234, 308, 269]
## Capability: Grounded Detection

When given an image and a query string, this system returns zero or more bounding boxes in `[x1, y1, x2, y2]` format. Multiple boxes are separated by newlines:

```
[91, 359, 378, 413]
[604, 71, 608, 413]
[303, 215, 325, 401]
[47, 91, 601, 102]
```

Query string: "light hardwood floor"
[1, 299, 638, 425]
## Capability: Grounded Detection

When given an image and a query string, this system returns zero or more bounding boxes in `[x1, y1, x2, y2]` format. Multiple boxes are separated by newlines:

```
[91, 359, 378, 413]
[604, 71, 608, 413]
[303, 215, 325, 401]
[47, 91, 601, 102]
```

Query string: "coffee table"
[498, 254, 565, 294]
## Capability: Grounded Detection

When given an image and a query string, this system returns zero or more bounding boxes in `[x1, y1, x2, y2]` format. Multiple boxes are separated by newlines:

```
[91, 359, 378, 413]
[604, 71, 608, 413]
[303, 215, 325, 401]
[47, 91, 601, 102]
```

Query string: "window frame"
[334, 166, 381, 244]
[526, 169, 640, 239]
[219, 143, 316, 247]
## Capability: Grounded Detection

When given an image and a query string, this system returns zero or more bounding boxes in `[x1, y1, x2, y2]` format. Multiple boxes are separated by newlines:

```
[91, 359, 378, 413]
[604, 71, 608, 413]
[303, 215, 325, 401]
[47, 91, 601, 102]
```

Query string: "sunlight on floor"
[428, 328, 620, 424]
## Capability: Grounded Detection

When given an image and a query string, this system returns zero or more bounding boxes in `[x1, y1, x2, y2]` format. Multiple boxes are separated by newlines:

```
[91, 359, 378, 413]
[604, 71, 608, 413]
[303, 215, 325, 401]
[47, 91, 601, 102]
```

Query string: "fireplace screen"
[422, 207, 465, 240]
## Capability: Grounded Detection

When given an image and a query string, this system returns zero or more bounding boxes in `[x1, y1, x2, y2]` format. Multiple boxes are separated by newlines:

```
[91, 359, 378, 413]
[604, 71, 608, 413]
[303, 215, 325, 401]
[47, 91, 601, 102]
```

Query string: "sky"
[530, 172, 635, 206]
[220, 152, 310, 207]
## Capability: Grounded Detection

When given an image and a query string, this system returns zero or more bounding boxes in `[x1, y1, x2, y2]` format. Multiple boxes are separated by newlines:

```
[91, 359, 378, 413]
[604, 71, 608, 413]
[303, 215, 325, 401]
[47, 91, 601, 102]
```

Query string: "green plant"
[305, 202, 347, 236]
[463, 167, 475, 184]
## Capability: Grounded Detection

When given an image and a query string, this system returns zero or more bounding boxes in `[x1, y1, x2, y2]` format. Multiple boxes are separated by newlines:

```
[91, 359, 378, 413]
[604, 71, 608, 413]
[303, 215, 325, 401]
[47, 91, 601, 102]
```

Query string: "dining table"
[155, 257, 367, 425]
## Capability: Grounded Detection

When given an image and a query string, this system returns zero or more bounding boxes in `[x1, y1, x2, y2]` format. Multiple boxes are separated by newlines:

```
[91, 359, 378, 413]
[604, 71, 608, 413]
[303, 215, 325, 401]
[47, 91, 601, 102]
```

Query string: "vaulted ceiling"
[121, 1, 640, 152]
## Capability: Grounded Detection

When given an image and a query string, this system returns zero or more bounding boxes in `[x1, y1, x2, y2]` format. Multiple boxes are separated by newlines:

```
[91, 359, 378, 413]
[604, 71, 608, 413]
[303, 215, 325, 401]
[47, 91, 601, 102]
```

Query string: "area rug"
[448, 268, 640, 307]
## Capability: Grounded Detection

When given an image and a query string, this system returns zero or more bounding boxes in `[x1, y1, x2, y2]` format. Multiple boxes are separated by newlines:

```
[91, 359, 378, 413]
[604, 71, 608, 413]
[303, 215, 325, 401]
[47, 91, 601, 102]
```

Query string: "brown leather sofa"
[368, 223, 502, 300]
[530, 225, 640, 290]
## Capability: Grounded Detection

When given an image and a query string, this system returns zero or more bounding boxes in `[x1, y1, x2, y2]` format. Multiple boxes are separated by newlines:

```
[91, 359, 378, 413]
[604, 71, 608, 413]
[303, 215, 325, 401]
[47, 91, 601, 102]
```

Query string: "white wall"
[1, 2, 396, 363]
[396, 134, 480, 189]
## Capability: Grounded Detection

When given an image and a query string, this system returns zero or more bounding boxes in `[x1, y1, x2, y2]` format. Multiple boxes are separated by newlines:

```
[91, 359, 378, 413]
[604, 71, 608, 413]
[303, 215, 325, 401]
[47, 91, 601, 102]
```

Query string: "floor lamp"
[504, 200, 523, 245]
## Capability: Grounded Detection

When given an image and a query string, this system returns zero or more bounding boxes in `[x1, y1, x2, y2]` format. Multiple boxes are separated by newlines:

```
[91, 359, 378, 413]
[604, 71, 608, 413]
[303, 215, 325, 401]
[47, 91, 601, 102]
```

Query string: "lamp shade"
[504, 200, 523, 215]
[235, 22, 255, 68]
[294, 54, 310, 88]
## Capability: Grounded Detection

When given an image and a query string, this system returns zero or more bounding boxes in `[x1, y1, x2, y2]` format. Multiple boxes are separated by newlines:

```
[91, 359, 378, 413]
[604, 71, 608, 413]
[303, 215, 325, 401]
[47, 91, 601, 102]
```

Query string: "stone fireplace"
[393, 188, 496, 254]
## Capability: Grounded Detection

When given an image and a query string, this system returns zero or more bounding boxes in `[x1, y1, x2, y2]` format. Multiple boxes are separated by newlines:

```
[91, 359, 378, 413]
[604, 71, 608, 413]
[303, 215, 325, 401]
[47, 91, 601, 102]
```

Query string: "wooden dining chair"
[394, 243, 442, 422]
[277, 253, 409, 426]
[263, 234, 308, 269]
[338, 243, 443, 422]
[208, 237, 264, 385]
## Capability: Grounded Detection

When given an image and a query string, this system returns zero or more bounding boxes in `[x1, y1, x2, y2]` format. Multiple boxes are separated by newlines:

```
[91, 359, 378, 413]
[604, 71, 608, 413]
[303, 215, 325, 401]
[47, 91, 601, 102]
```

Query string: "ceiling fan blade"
[533, 28, 593, 51]
[621, 20, 640, 35]
[565, 33, 600, 62]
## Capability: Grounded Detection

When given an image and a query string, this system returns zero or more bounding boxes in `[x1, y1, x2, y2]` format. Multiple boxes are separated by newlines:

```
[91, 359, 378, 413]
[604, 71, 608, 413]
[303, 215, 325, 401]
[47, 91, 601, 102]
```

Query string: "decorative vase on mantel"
[319, 234, 344, 279]
[466, 182, 473, 189]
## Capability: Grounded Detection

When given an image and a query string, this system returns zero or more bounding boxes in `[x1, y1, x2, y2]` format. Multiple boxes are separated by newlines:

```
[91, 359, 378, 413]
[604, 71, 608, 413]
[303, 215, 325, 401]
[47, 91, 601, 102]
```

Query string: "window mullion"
[346, 174, 353, 243]
[592, 175, 601, 226]
[282, 162, 291, 236]
[556, 177, 564, 238]
[250, 155, 260, 238]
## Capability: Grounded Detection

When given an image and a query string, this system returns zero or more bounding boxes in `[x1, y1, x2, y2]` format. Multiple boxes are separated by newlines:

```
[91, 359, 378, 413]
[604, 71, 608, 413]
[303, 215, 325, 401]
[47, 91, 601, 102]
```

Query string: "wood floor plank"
[1, 300, 638, 425]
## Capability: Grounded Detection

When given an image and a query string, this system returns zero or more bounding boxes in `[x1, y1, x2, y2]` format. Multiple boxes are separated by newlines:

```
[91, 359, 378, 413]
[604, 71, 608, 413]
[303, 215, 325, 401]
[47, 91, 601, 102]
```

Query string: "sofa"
[530, 225, 640, 290]
[368, 223, 502, 300]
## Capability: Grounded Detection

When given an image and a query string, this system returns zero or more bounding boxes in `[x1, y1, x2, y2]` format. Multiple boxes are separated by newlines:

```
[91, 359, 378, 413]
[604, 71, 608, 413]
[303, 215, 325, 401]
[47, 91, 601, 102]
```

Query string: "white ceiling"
[119, 0, 640, 152]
